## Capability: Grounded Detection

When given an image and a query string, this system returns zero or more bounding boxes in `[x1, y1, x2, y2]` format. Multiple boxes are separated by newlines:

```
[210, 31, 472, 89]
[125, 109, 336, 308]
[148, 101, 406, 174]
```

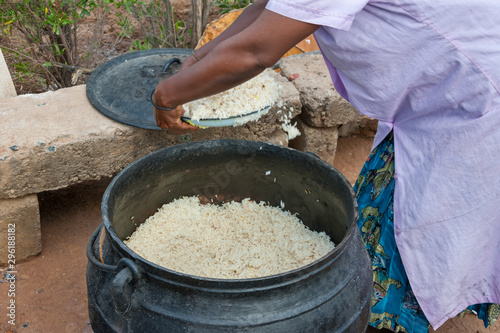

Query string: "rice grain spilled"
[124, 196, 334, 279]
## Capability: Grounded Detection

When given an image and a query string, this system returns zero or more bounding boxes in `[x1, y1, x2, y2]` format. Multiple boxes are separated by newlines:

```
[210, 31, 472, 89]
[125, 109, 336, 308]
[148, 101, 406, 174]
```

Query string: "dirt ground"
[1, 133, 498, 333]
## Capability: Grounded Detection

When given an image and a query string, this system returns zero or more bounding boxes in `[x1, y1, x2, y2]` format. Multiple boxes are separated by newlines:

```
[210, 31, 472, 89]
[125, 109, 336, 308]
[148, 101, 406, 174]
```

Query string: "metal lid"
[86, 48, 192, 130]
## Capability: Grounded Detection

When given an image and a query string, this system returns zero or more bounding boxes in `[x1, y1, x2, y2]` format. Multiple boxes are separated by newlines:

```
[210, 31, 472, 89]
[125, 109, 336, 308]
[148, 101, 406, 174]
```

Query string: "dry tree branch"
[73, 20, 78, 62]
[0, 45, 60, 85]
[57, 26, 75, 65]
[163, 0, 174, 47]
[51, 61, 93, 74]
[201, 0, 210, 33]
[130, 4, 158, 48]
[191, 0, 203, 48]
[141, 2, 158, 44]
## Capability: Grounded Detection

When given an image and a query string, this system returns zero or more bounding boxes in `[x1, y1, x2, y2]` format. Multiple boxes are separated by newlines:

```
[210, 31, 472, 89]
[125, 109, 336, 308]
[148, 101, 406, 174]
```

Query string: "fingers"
[179, 55, 198, 71]
[152, 89, 198, 133]
[167, 122, 199, 134]
[154, 105, 199, 133]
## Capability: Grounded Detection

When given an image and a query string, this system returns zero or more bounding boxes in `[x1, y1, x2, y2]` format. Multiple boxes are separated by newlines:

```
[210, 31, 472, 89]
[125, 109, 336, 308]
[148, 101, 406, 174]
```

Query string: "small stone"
[47, 146, 56, 152]
[177, 134, 192, 143]
[9, 145, 18, 151]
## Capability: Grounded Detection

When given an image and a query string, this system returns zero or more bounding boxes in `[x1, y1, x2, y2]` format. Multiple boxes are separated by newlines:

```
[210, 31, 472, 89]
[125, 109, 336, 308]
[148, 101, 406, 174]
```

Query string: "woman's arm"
[153, 3, 319, 131]
[197, 0, 270, 59]
[179, 0, 269, 71]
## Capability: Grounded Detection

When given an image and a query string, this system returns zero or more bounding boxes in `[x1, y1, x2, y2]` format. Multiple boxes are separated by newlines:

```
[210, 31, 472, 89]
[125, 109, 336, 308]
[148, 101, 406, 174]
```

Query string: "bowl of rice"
[180, 71, 281, 128]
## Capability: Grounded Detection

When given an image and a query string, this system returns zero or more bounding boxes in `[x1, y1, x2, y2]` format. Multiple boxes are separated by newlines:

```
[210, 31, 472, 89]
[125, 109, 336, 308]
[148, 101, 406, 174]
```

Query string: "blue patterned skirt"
[354, 131, 499, 332]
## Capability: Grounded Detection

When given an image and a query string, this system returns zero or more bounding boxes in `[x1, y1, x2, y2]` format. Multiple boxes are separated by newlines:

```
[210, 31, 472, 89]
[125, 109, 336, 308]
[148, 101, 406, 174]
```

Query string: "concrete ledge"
[290, 118, 339, 166]
[0, 69, 300, 199]
[0, 194, 41, 264]
[279, 52, 363, 128]
[0, 49, 16, 99]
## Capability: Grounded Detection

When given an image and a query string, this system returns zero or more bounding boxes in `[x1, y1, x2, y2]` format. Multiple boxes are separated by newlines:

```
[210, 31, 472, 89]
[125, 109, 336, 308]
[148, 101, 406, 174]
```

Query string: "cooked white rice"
[124, 196, 334, 279]
[183, 72, 281, 121]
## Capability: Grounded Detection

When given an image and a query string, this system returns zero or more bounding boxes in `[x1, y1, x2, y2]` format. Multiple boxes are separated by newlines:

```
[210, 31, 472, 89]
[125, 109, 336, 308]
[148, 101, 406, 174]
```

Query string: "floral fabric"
[354, 132, 499, 332]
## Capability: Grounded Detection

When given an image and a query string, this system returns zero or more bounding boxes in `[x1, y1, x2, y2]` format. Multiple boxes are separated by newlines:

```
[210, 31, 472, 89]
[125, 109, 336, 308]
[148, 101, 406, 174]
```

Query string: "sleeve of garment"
[265, 0, 370, 30]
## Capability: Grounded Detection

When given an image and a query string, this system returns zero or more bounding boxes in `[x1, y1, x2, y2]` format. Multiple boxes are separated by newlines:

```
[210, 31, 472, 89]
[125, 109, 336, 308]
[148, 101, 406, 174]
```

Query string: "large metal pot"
[86, 139, 371, 332]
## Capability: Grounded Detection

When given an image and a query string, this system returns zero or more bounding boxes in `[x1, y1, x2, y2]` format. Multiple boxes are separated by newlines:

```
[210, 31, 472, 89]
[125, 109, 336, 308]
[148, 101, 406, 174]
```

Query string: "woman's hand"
[151, 52, 200, 133]
[152, 92, 198, 133]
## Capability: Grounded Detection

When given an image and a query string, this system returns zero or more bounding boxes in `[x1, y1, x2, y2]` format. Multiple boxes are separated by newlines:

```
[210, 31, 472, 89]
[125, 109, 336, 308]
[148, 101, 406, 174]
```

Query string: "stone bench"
[0, 50, 370, 264]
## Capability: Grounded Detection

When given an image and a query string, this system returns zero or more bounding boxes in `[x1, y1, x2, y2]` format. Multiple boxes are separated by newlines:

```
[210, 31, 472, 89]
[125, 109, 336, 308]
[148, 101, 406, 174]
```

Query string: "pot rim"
[101, 139, 359, 287]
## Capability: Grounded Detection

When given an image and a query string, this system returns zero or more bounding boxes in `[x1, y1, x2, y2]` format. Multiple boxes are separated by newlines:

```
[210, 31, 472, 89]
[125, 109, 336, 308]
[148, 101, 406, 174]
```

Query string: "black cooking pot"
[86, 139, 371, 332]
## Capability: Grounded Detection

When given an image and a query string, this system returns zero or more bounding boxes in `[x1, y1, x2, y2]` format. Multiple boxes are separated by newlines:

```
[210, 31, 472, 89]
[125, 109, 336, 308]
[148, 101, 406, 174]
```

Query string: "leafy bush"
[0, 0, 190, 91]
[0, 0, 245, 93]
[0, 0, 98, 90]
[114, 0, 190, 51]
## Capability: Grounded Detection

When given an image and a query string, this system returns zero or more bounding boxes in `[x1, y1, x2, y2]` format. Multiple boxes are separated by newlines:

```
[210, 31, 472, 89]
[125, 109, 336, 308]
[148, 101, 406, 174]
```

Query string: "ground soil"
[1, 133, 498, 333]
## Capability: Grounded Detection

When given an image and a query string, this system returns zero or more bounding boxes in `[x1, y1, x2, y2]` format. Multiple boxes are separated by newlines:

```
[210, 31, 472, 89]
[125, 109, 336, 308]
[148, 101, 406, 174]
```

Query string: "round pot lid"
[86, 48, 192, 130]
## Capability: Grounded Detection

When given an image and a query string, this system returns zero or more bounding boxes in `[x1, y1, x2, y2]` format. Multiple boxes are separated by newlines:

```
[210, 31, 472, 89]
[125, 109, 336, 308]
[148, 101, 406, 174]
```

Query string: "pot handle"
[87, 226, 143, 315]
[87, 224, 118, 272]
[160, 57, 182, 76]
[111, 258, 142, 316]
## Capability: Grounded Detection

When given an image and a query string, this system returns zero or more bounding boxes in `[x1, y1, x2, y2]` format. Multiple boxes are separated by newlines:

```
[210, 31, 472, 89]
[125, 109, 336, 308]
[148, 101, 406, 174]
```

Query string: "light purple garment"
[266, 0, 500, 329]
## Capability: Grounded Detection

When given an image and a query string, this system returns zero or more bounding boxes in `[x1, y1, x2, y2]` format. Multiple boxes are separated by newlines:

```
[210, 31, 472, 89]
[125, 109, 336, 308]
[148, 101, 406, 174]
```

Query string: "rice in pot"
[124, 196, 335, 279]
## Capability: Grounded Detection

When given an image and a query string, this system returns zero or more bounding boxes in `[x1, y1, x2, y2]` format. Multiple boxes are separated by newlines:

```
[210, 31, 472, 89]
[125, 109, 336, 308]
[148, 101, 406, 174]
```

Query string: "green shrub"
[0, 0, 189, 91]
